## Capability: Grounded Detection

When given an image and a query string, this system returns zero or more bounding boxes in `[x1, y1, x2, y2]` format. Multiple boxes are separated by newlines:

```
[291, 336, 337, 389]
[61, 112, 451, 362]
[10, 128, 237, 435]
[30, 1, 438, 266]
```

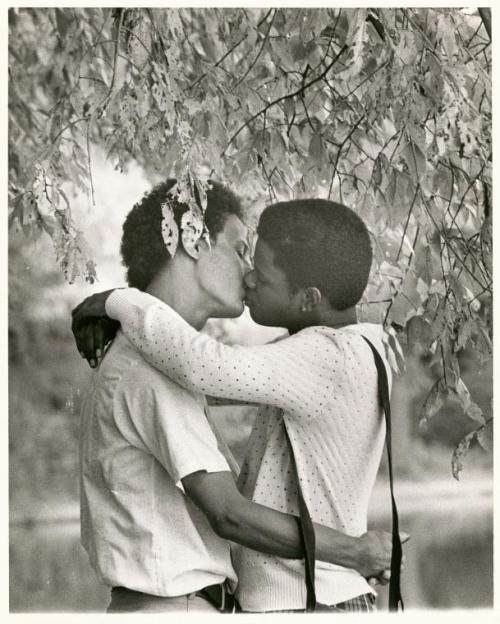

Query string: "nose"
[244, 269, 257, 290]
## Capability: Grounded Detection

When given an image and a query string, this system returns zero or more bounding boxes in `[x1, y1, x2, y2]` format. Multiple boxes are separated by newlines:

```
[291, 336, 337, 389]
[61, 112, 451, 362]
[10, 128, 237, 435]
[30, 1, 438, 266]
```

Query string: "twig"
[396, 186, 419, 262]
[300, 94, 315, 132]
[440, 344, 448, 387]
[234, 9, 276, 89]
[466, 18, 484, 47]
[121, 25, 152, 59]
[257, 8, 274, 28]
[185, 10, 256, 93]
[48, 117, 88, 146]
[86, 121, 95, 206]
[478, 8, 491, 42]
[419, 189, 491, 293]
[346, 60, 388, 98]
[449, 160, 487, 232]
[327, 114, 364, 199]
[95, 9, 124, 113]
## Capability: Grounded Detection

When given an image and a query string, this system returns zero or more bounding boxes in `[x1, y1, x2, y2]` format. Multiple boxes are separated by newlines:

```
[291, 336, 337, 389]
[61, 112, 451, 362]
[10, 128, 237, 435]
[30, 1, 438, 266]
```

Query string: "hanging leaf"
[160, 201, 179, 258]
[403, 141, 426, 181]
[420, 379, 446, 427]
[476, 419, 493, 453]
[451, 429, 477, 480]
[181, 205, 205, 259]
[8, 7, 492, 475]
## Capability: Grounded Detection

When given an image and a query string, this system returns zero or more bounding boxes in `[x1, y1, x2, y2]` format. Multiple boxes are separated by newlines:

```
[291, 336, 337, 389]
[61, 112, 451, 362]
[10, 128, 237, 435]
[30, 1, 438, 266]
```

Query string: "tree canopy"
[8, 7, 492, 475]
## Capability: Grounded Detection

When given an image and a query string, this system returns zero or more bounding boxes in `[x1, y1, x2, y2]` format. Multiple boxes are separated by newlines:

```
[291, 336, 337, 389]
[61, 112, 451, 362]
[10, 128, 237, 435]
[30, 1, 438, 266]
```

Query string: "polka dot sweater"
[107, 288, 394, 611]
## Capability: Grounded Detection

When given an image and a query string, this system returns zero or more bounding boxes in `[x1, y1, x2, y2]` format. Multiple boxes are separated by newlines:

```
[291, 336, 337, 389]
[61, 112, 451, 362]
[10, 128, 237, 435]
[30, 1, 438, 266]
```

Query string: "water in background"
[10, 485, 492, 612]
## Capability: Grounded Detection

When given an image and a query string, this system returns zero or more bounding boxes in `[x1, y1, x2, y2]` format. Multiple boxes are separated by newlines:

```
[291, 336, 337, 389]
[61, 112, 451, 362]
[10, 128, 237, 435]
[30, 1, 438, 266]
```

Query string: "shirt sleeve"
[115, 366, 231, 486]
[106, 288, 322, 418]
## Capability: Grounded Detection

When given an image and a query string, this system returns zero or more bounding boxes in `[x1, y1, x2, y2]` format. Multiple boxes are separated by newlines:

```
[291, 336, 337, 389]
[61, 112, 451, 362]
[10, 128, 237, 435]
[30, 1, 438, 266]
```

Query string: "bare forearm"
[183, 471, 386, 577]
[218, 498, 361, 568]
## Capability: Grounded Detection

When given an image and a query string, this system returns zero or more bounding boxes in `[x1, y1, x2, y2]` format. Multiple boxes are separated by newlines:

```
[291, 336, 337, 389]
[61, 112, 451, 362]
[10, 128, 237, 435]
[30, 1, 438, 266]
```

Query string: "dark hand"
[71, 290, 119, 367]
[357, 530, 410, 581]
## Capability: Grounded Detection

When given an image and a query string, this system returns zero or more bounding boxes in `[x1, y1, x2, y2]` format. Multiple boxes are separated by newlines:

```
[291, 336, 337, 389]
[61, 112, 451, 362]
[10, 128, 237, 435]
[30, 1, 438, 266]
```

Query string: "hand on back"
[359, 529, 410, 585]
[71, 289, 118, 367]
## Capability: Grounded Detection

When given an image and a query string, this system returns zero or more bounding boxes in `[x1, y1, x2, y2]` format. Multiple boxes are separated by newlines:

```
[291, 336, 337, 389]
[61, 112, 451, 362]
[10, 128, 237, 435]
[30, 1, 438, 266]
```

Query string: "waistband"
[112, 582, 239, 613]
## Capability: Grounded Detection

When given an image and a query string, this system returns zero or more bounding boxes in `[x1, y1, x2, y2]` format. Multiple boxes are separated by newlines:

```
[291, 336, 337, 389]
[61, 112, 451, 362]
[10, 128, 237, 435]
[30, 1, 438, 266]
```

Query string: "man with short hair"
[76, 183, 394, 613]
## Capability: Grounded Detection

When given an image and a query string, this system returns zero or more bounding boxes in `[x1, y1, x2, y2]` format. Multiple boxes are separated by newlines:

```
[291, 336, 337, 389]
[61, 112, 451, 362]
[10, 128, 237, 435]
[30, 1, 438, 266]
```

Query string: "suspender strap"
[361, 336, 404, 612]
[284, 426, 316, 611]
[283, 335, 404, 613]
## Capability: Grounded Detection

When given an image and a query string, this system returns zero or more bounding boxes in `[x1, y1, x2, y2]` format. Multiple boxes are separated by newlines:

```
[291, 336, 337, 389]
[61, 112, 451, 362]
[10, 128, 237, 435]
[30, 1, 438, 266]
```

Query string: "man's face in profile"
[196, 214, 252, 319]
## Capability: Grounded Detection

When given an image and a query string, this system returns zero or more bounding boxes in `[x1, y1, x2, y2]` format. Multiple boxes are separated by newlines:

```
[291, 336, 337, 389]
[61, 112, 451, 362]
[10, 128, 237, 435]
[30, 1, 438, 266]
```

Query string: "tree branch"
[233, 9, 276, 89]
[86, 121, 95, 206]
[222, 44, 348, 157]
[420, 189, 491, 294]
[478, 8, 491, 42]
[327, 113, 364, 199]
[449, 160, 488, 231]
[186, 10, 255, 92]
[346, 60, 388, 98]
[396, 185, 419, 262]
[95, 9, 124, 113]
[366, 12, 385, 41]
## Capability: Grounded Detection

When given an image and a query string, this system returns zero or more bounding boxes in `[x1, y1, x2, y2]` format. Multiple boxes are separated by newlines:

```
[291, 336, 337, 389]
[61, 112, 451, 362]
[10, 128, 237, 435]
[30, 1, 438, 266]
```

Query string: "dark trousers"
[107, 586, 218, 613]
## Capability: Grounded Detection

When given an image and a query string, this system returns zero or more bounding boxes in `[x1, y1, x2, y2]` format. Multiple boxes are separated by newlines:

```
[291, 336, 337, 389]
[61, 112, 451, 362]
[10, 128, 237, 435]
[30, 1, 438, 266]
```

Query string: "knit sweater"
[106, 288, 392, 611]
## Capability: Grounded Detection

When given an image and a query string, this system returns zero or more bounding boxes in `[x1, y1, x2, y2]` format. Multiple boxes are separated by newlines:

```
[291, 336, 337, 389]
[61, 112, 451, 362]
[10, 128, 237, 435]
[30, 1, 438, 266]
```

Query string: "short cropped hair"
[257, 199, 372, 310]
[121, 179, 244, 290]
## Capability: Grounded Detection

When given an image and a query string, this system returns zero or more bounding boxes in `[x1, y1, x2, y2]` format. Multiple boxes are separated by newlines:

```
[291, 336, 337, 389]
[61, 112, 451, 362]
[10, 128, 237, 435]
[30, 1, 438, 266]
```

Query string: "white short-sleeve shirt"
[79, 331, 237, 597]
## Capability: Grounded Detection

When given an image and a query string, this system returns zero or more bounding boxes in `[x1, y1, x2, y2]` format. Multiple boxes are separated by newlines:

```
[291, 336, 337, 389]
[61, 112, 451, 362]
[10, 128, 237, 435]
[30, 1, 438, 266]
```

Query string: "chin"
[222, 300, 245, 318]
[248, 306, 271, 327]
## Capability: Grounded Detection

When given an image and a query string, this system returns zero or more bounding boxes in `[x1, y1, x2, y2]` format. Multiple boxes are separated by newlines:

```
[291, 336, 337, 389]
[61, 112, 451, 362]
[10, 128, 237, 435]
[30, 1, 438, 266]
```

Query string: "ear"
[182, 239, 202, 260]
[182, 234, 211, 261]
[300, 287, 322, 312]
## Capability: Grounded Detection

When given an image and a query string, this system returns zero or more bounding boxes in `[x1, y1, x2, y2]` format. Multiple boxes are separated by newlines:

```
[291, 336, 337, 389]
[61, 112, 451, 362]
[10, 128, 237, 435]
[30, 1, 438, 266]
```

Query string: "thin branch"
[234, 9, 276, 89]
[440, 344, 448, 387]
[120, 25, 152, 58]
[186, 10, 256, 93]
[257, 8, 274, 28]
[300, 93, 315, 132]
[449, 160, 488, 231]
[366, 12, 385, 41]
[86, 121, 95, 206]
[48, 117, 88, 146]
[478, 8, 491, 42]
[222, 44, 348, 157]
[466, 19, 483, 47]
[327, 114, 365, 199]
[419, 189, 491, 294]
[95, 9, 124, 112]
[337, 171, 368, 191]
[346, 60, 388, 98]
[396, 185, 419, 262]
[79, 75, 107, 85]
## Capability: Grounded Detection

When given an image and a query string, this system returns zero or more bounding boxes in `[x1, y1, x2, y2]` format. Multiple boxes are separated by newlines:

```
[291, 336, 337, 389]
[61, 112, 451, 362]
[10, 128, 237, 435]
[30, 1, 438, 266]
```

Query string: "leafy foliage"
[8, 8, 492, 474]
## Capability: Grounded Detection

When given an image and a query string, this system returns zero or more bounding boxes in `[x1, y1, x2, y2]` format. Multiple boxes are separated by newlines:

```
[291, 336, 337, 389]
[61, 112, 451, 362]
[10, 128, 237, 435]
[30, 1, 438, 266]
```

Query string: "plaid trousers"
[316, 593, 377, 613]
[260, 593, 376, 613]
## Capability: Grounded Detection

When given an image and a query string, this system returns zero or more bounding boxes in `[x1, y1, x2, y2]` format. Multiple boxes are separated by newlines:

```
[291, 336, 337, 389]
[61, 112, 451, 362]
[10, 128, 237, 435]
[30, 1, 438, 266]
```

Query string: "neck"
[288, 306, 358, 334]
[146, 258, 212, 330]
[317, 306, 358, 328]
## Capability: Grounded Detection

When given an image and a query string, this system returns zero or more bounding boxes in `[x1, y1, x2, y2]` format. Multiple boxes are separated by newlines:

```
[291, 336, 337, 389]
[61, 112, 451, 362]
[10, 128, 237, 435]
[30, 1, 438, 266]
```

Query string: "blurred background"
[9, 149, 492, 612]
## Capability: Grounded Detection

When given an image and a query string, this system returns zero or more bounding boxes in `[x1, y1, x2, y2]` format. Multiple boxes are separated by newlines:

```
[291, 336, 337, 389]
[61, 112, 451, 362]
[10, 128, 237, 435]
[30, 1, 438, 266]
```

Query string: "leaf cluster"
[8, 7, 492, 473]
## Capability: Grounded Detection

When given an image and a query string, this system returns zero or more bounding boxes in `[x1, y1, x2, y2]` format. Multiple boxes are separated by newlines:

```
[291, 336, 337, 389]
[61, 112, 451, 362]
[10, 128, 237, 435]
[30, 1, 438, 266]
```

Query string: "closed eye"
[236, 242, 250, 261]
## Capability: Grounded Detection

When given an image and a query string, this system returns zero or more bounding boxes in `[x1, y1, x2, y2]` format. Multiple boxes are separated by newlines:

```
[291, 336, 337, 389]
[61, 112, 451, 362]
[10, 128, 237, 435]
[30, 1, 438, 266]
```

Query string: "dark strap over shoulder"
[284, 430, 316, 611]
[361, 336, 404, 612]
[283, 334, 404, 612]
